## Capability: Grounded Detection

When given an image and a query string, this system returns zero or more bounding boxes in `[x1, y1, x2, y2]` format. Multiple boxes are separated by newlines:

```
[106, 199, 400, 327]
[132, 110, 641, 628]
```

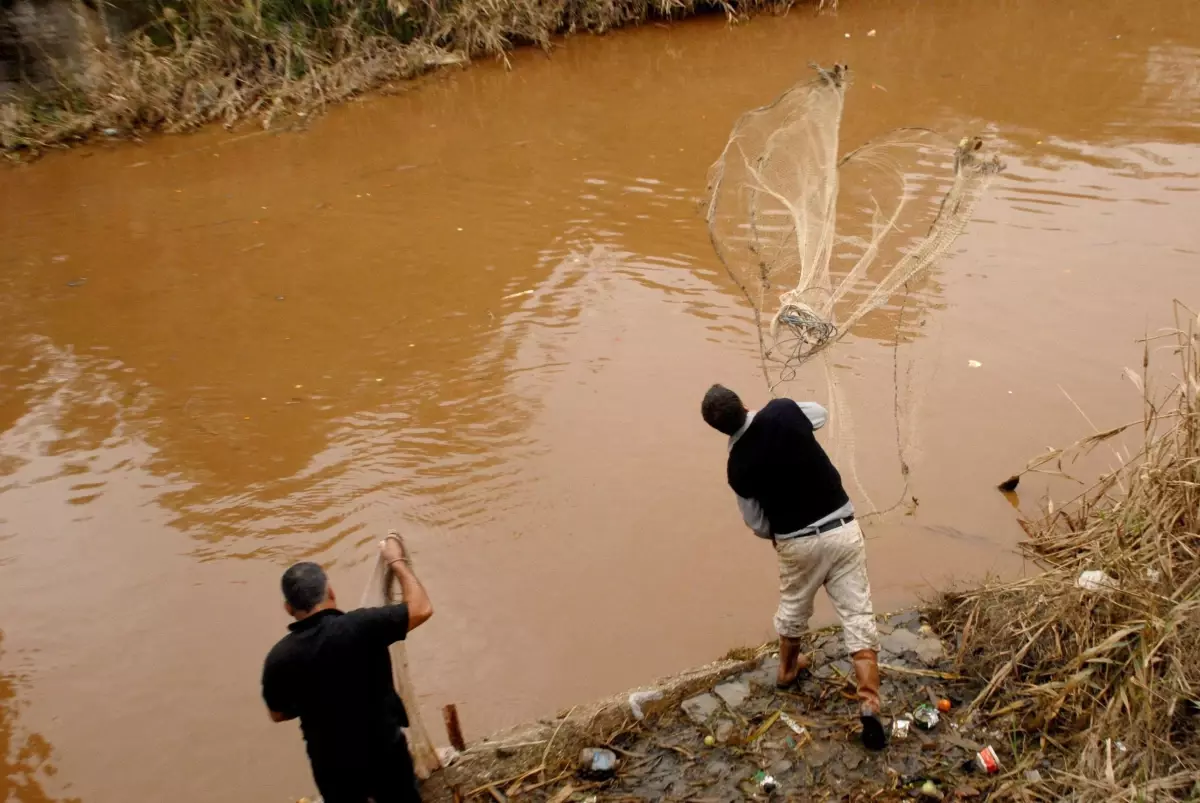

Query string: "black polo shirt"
[262, 606, 410, 772]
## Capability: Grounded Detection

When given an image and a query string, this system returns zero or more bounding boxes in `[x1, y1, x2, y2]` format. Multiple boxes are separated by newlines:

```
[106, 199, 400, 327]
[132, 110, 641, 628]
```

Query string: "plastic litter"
[578, 747, 618, 779]
[753, 771, 778, 794]
[1077, 570, 1118, 591]
[778, 711, 808, 738]
[968, 360, 983, 368]
[975, 745, 1001, 774]
[891, 717, 912, 740]
[102, 128, 119, 137]
[867, 29, 877, 36]
[628, 689, 663, 720]
[913, 704, 940, 730]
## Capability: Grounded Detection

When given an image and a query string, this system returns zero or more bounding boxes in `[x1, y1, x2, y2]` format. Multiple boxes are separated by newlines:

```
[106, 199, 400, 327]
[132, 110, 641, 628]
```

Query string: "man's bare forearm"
[388, 558, 433, 630]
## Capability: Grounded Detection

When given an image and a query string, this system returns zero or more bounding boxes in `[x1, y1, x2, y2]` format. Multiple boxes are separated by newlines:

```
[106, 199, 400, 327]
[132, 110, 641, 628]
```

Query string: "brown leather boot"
[775, 636, 811, 689]
[851, 649, 886, 750]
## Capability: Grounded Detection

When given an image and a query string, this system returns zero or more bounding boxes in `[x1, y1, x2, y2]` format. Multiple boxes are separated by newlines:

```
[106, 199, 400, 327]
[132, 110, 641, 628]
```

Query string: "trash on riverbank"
[418, 607, 1004, 802]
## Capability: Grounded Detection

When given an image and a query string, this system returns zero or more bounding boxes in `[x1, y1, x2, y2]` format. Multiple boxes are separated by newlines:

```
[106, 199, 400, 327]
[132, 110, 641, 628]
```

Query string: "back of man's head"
[701, 384, 747, 436]
[281, 562, 329, 615]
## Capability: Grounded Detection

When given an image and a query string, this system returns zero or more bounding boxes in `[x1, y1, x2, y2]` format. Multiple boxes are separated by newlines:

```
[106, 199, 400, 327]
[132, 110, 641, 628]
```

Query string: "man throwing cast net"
[701, 64, 1001, 749]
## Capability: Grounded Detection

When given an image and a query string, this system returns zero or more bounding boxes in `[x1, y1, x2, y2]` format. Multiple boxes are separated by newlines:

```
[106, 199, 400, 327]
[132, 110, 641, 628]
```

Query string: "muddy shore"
[414, 609, 999, 803]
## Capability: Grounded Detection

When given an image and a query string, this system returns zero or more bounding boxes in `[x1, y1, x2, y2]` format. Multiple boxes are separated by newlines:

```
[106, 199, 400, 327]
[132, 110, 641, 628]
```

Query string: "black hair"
[281, 562, 328, 612]
[701, 384, 747, 436]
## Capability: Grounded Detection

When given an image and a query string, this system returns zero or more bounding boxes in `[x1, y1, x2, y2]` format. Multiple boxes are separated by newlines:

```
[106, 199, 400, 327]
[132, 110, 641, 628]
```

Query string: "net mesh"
[706, 64, 1004, 394]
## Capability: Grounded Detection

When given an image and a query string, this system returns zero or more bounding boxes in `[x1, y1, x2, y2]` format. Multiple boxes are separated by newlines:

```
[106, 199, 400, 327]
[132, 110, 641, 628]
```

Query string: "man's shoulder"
[762, 397, 800, 414]
[264, 631, 301, 671]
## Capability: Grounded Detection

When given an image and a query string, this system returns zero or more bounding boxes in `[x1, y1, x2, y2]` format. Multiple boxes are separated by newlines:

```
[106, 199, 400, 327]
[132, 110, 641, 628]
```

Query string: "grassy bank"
[933, 304, 1200, 801]
[0, 0, 802, 153]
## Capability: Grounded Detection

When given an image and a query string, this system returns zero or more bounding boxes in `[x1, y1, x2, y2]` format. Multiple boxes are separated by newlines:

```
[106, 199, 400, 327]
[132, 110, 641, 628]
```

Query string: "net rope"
[706, 64, 1003, 515]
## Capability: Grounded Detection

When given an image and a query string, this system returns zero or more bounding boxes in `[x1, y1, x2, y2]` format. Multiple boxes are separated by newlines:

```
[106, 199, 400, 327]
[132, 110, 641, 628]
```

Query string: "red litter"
[976, 745, 1001, 774]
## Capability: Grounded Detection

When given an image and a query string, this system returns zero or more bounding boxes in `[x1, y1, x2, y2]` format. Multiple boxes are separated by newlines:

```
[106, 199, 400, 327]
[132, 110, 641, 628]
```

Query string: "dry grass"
[0, 0, 795, 153]
[932, 302, 1200, 801]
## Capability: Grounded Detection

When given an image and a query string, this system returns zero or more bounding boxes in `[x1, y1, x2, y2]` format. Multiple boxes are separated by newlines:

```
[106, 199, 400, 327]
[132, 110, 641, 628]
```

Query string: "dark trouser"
[313, 730, 421, 803]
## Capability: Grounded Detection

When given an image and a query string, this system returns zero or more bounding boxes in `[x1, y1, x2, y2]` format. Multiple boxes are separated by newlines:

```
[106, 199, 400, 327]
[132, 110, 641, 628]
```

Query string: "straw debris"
[932, 302, 1200, 801]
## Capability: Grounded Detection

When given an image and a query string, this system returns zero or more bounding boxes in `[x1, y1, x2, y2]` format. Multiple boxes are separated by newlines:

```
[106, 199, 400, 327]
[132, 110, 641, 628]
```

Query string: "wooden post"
[443, 703, 466, 751]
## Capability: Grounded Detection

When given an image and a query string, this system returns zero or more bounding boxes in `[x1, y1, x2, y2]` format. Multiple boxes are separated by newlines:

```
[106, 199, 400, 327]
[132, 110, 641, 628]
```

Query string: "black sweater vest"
[727, 398, 850, 535]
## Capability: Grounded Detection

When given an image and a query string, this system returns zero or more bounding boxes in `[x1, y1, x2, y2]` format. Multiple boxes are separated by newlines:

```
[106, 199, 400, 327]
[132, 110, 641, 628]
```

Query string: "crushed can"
[975, 745, 1001, 774]
[912, 703, 940, 730]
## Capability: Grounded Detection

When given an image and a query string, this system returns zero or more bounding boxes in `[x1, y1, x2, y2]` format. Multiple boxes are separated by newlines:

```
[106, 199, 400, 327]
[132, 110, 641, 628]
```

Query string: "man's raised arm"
[381, 537, 433, 631]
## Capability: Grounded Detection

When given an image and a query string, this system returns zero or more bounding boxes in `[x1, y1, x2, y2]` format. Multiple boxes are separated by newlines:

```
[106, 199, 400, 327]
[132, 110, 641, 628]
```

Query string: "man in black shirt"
[262, 536, 433, 802]
[702, 384, 885, 750]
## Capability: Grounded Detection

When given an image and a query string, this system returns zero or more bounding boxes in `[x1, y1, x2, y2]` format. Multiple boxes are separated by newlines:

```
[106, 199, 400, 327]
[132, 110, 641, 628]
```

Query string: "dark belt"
[773, 515, 854, 544]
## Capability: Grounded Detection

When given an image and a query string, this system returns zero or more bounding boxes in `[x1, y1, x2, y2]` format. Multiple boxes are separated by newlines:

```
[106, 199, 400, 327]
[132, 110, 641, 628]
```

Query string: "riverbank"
[420, 611, 989, 802]
[0, 0, 807, 154]
[413, 312, 1200, 802]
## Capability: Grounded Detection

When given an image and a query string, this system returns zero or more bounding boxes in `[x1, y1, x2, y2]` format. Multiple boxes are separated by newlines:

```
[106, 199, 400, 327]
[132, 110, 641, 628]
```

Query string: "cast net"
[706, 63, 1003, 393]
[706, 64, 1003, 512]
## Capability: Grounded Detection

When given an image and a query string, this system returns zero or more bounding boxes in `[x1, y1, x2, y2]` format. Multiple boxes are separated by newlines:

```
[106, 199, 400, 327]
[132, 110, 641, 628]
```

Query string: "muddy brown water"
[1, 0, 1199, 800]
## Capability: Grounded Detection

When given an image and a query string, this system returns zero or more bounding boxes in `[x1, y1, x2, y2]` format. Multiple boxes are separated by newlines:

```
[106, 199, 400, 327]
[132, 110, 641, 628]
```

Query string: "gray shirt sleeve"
[737, 495, 773, 539]
[795, 401, 828, 430]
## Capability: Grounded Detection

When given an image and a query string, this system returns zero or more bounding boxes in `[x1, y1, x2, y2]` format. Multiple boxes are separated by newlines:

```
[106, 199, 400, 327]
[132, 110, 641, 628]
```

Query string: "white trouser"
[773, 519, 880, 654]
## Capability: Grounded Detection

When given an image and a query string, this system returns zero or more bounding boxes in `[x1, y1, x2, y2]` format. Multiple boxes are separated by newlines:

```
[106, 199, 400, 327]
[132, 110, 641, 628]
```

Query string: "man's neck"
[293, 600, 337, 622]
[729, 409, 756, 448]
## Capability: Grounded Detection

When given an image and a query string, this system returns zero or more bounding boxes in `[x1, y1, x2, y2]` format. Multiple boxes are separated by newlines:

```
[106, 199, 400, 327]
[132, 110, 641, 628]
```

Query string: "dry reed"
[0, 0, 793, 153]
[932, 302, 1200, 801]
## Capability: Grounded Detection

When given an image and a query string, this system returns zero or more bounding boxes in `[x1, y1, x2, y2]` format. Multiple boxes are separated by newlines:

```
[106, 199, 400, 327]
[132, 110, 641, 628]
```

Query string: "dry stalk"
[932, 301, 1200, 802]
